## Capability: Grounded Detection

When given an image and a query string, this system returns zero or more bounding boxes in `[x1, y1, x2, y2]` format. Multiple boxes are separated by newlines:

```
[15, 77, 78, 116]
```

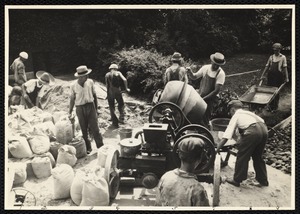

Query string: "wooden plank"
[226, 69, 260, 77]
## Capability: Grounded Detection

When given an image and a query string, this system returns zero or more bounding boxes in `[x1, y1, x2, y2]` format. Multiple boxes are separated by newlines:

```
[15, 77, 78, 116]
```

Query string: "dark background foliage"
[9, 8, 292, 95]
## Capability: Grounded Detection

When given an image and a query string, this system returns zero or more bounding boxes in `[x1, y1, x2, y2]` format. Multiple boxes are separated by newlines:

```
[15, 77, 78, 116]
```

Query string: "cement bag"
[68, 138, 87, 159]
[8, 136, 33, 159]
[70, 170, 85, 205]
[52, 164, 74, 199]
[56, 145, 77, 167]
[50, 141, 63, 160]
[20, 107, 44, 125]
[31, 156, 52, 178]
[28, 134, 50, 155]
[97, 144, 115, 167]
[33, 121, 56, 141]
[80, 169, 109, 206]
[55, 116, 74, 144]
[40, 111, 54, 123]
[53, 111, 68, 124]
[10, 163, 27, 185]
[36, 152, 56, 168]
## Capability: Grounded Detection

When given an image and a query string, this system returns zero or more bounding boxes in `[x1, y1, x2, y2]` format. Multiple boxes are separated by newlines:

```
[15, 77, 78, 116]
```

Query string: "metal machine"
[104, 99, 223, 206]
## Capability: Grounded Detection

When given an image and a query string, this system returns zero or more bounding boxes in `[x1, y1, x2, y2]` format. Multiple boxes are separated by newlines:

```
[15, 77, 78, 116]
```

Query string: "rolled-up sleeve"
[222, 115, 238, 139]
[282, 56, 287, 67]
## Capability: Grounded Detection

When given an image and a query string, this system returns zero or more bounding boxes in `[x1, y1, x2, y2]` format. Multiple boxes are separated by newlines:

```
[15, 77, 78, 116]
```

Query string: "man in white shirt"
[22, 71, 55, 109]
[260, 43, 289, 111]
[187, 52, 226, 128]
[10, 51, 28, 86]
[69, 65, 104, 154]
[216, 100, 269, 187]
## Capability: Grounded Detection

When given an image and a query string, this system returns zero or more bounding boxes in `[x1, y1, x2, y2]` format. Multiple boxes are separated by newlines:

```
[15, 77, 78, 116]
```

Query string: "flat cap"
[178, 137, 204, 155]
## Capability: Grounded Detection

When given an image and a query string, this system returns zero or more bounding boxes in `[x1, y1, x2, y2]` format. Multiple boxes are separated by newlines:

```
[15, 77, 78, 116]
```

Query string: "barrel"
[160, 81, 207, 125]
[118, 128, 133, 140]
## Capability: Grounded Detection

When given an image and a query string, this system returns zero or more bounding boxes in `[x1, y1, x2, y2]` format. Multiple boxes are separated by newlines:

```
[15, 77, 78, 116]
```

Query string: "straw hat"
[36, 71, 55, 86]
[210, 52, 226, 66]
[171, 52, 182, 62]
[109, 64, 119, 70]
[74, 65, 92, 77]
[19, 51, 28, 60]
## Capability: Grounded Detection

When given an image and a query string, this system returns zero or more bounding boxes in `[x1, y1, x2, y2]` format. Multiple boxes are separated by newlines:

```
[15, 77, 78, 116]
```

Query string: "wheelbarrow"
[239, 78, 286, 112]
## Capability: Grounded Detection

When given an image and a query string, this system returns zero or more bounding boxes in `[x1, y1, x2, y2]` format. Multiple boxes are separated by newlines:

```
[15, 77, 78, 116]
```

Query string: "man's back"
[155, 169, 209, 206]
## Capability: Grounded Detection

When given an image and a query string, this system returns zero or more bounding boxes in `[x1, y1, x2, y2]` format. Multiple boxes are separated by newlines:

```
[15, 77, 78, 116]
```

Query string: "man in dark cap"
[187, 52, 226, 128]
[155, 137, 209, 206]
[216, 100, 269, 187]
[164, 52, 188, 85]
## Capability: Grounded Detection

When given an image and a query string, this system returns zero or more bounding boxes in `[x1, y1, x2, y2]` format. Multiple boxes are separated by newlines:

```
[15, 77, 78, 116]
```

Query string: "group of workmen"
[8, 42, 289, 206]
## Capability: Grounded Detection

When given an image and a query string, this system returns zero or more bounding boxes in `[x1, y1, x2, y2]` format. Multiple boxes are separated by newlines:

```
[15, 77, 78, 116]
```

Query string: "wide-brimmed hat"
[171, 52, 182, 62]
[272, 43, 282, 50]
[36, 71, 55, 86]
[227, 99, 243, 109]
[74, 65, 92, 77]
[19, 51, 28, 60]
[109, 64, 119, 70]
[210, 52, 226, 66]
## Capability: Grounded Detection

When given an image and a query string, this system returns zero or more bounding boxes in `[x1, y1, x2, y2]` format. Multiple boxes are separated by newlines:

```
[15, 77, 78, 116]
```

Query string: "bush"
[106, 47, 169, 99]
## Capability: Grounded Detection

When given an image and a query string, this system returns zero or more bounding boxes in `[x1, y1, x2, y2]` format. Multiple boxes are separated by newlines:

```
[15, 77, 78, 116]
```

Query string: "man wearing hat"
[105, 63, 130, 128]
[216, 100, 269, 187]
[156, 137, 209, 206]
[187, 52, 226, 128]
[10, 51, 29, 86]
[164, 52, 188, 85]
[69, 65, 104, 154]
[21, 70, 55, 109]
[260, 43, 289, 111]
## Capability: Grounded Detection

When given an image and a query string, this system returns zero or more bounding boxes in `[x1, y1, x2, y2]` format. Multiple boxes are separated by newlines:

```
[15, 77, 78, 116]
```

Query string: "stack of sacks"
[56, 145, 77, 167]
[52, 164, 75, 200]
[8, 136, 33, 159]
[7, 162, 27, 186]
[70, 166, 109, 206]
[55, 116, 74, 145]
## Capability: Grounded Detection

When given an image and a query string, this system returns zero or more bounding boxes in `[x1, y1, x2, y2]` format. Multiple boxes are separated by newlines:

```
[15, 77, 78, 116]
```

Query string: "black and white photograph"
[4, 4, 295, 210]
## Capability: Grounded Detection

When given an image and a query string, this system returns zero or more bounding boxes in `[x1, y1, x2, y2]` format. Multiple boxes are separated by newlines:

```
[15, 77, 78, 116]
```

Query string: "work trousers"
[76, 103, 103, 151]
[108, 91, 125, 126]
[234, 122, 268, 184]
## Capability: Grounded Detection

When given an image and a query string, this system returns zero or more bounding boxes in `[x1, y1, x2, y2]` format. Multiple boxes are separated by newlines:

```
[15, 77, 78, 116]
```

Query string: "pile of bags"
[7, 106, 120, 205]
[7, 107, 85, 185]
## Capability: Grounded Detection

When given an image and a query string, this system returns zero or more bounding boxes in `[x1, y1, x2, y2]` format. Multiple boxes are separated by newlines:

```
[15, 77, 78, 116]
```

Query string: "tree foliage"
[9, 8, 292, 86]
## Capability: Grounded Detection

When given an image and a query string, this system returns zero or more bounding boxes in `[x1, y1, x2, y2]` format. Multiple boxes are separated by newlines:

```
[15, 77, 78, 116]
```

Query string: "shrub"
[107, 47, 169, 99]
